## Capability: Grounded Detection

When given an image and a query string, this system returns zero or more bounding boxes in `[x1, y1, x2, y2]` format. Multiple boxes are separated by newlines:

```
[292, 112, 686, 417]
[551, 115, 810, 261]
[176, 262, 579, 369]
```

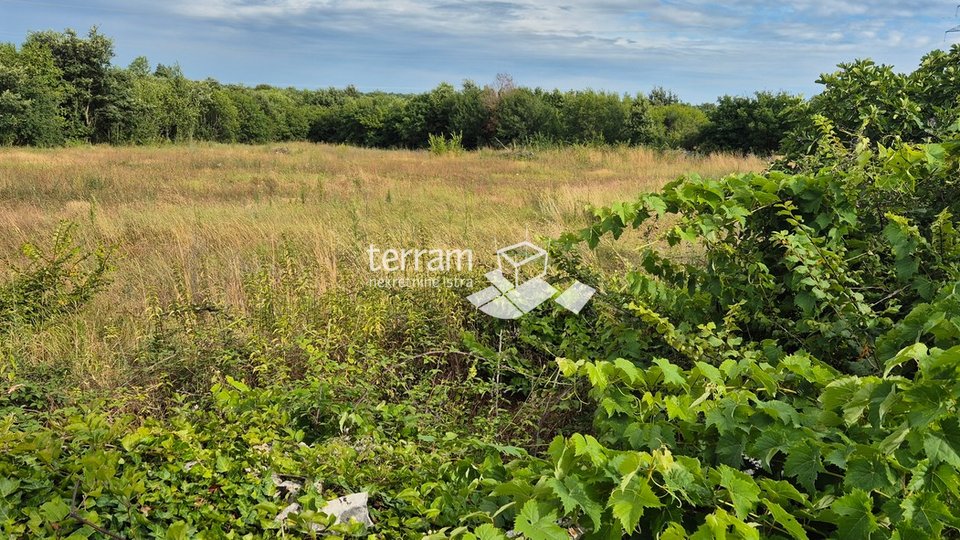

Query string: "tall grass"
[0, 142, 764, 401]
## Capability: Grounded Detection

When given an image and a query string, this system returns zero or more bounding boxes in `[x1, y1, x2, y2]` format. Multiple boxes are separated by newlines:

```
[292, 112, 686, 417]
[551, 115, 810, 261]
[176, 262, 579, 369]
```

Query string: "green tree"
[230, 88, 271, 144]
[494, 88, 560, 145]
[700, 91, 806, 154]
[0, 41, 64, 146]
[24, 28, 114, 141]
[648, 85, 680, 106]
[559, 90, 629, 144]
[449, 80, 493, 148]
[625, 93, 654, 145]
[908, 45, 960, 136]
[649, 103, 709, 149]
[196, 83, 240, 142]
[395, 83, 456, 147]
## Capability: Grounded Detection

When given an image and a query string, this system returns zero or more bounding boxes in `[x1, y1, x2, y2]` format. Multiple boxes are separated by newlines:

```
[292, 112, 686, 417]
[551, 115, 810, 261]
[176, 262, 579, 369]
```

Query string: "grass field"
[0, 143, 762, 407]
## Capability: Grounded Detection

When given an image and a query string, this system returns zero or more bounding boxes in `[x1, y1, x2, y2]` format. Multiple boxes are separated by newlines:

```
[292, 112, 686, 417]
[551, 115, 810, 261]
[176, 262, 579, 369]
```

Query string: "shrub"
[648, 103, 709, 150]
[0, 222, 110, 338]
[700, 92, 807, 155]
[465, 125, 960, 538]
[428, 132, 465, 155]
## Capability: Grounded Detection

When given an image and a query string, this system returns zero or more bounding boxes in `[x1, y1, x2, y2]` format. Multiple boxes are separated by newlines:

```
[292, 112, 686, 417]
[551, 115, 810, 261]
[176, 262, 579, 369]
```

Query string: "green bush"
[463, 126, 960, 538]
[700, 92, 806, 155]
[648, 103, 709, 150]
[428, 132, 465, 155]
[0, 222, 110, 339]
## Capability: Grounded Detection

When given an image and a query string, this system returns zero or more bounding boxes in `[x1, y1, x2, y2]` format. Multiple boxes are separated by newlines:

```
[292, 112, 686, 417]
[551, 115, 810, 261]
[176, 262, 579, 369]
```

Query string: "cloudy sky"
[0, 0, 954, 102]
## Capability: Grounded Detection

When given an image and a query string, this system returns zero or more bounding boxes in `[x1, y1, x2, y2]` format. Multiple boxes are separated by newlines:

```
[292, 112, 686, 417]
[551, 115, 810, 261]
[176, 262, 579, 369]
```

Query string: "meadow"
[0, 143, 761, 406]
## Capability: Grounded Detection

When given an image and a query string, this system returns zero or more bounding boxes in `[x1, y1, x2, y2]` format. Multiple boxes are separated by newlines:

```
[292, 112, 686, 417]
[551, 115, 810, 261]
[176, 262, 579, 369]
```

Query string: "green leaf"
[694, 361, 724, 385]
[784, 441, 822, 492]
[764, 499, 808, 540]
[571, 434, 607, 467]
[120, 427, 151, 452]
[756, 400, 800, 426]
[923, 432, 960, 468]
[758, 479, 808, 506]
[492, 479, 533, 500]
[831, 490, 879, 540]
[693, 508, 760, 540]
[716, 432, 746, 467]
[844, 456, 896, 493]
[608, 474, 662, 534]
[546, 476, 603, 531]
[166, 521, 190, 540]
[39, 497, 70, 522]
[473, 524, 508, 540]
[752, 426, 795, 466]
[718, 465, 760, 520]
[653, 358, 687, 388]
[514, 500, 568, 540]
[901, 491, 959, 534]
[884, 343, 927, 376]
[878, 423, 910, 454]
[225, 375, 250, 392]
[0, 477, 20, 498]
[613, 358, 642, 385]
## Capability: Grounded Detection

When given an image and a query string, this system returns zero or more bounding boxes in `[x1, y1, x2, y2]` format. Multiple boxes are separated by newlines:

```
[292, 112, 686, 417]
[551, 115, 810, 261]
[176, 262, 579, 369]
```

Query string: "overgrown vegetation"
[4, 40, 960, 539]
[462, 130, 960, 539]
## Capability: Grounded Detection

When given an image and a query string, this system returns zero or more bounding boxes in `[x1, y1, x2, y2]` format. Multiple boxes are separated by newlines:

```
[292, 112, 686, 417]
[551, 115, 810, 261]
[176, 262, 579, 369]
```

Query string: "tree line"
[5, 28, 959, 155]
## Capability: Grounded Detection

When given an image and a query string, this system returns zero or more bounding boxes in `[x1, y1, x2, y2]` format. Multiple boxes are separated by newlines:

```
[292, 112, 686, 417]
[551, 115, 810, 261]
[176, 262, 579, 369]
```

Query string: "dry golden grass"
[0, 142, 764, 389]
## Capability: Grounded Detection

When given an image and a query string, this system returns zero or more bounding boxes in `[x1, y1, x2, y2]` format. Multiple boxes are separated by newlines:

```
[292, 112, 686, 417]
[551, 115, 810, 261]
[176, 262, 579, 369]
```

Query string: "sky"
[0, 0, 955, 103]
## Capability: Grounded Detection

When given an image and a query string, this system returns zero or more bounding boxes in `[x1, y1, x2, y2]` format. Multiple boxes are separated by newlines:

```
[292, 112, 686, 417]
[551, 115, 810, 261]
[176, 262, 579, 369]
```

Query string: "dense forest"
[0, 27, 811, 153]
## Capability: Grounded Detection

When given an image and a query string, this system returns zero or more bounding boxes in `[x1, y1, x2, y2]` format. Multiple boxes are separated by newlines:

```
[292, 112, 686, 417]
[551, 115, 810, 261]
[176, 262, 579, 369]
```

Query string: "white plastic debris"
[275, 502, 301, 522]
[274, 492, 372, 528]
[321, 492, 372, 526]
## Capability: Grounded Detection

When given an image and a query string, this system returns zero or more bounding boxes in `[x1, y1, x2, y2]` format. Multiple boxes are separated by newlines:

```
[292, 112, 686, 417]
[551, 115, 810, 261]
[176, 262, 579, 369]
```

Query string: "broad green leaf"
[756, 400, 800, 426]
[844, 456, 896, 493]
[884, 343, 928, 376]
[225, 376, 250, 392]
[39, 497, 70, 522]
[0, 478, 20, 498]
[473, 524, 508, 540]
[923, 433, 960, 468]
[718, 465, 760, 519]
[758, 479, 808, 506]
[901, 491, 960, 534]
[492, 479, 533, 499]
[546, 476, 603, 530]
[613, 358, 642, 385]
[784, 441, 822, 492]
[653, 358, 687, 388]
[693, 508, 760, 540]
[831, 490, 878, 540]
[878, 423, 910, 454]
[608, 474, 662, 534]
[764, 499, 808, 540]
[694, 361, 724, 385]
[166, 521, 190, 540]
[514, 500, 568, 540]
[571, 434, 607, 467]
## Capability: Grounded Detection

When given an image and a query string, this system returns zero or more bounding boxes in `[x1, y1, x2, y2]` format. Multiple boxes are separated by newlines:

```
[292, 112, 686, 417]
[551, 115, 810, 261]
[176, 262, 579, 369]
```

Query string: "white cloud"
[140, 0, 951, 100]
[175, 0, 331, 19]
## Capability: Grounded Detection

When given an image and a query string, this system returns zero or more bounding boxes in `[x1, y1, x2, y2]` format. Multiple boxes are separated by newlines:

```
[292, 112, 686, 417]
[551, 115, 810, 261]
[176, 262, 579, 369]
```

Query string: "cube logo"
[466, 241, 596, 319]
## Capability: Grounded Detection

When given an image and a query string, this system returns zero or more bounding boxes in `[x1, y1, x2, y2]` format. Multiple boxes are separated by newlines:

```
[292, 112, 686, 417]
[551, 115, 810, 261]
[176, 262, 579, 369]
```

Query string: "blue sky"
[0, 0, 954, 103]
